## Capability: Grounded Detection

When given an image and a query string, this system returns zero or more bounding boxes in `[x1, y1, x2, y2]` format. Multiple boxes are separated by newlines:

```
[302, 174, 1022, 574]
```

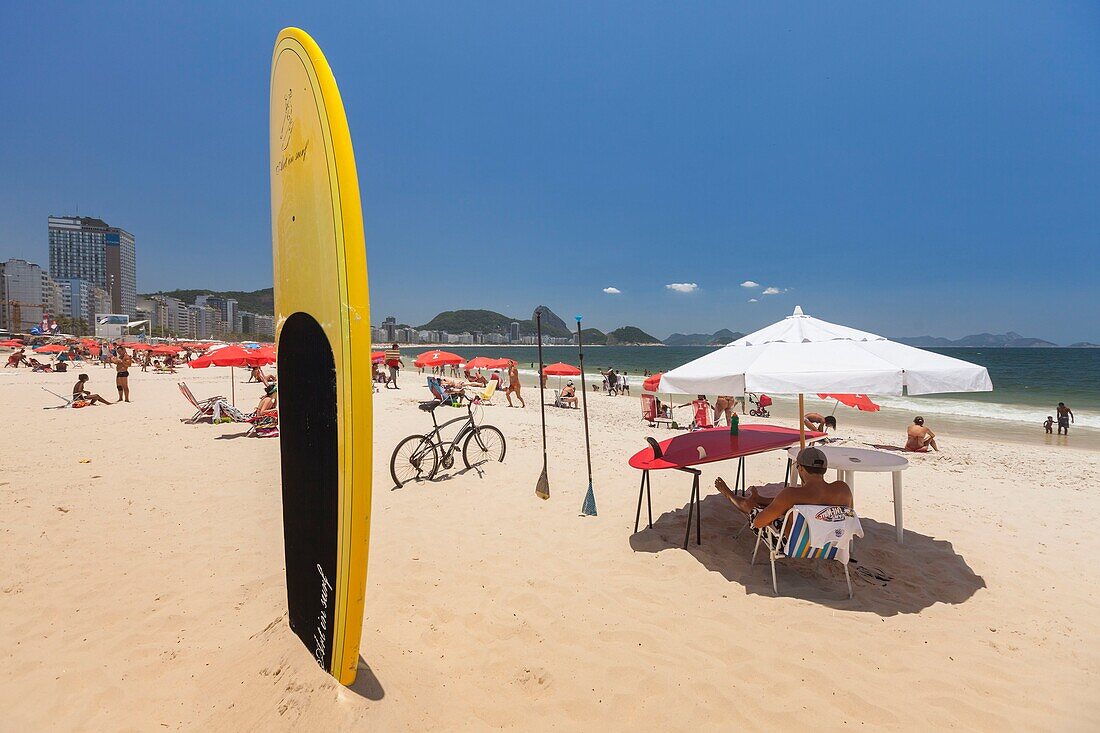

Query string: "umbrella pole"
[798, 393, 805, 450]
[231, 366, 236, 407]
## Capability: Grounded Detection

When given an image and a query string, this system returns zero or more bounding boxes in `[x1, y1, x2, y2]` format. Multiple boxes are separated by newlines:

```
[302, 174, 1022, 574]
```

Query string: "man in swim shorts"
[506, 360, 525, 408]
[113, 345, 133, 402]
[714, 446, 852, 531]
[1056, 402, 1074, 435]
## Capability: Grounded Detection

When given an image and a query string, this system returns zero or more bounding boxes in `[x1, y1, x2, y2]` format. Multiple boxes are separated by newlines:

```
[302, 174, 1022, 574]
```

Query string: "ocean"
[397, 345, 1100, 431]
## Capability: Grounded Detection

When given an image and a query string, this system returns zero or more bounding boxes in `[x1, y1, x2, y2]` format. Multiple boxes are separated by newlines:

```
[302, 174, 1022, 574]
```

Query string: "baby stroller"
[748, 393, 772, 418]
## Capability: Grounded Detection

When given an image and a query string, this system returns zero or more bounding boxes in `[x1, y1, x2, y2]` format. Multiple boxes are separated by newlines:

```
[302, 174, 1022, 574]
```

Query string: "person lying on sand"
[72, 374, 112, 405]
[464, 369, 487, 387]
[714, 446, 852, 532]
[905, 416, 938, 452]
[804, 412, 837, 433]
[560, 382, 578, 408]
[250, 365, 276, 385]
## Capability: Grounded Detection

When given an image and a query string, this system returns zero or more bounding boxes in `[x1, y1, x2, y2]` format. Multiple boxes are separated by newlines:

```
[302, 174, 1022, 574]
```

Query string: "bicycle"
[390, 387, 507, 487]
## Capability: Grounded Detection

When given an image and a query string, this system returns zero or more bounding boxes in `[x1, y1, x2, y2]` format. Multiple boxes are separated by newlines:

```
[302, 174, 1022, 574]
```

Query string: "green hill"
[606, 326, 661, 344]
[140, 287, 274, 315]
[578, 328, 606, 344]
[418, 308, 573, 339]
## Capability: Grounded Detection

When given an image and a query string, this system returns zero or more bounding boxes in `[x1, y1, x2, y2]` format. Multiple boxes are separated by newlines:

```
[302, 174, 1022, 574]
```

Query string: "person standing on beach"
[112, 345, 133, 402]
[384, 343, 402, 389]
[620, 372, 630, 395]
[1056, 402, 1074, 434]
[505, 360, 525, 408]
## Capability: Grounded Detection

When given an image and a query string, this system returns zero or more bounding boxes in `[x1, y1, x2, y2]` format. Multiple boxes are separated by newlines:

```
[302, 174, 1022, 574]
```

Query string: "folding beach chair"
[691, 399, 713, 430]
[751, 505, 863, 598]
[41, 387, 74, 410]
[641, 393, 675, 428]
[246, 409, 279, 437]
[178, 381, 226, 423]
[427, 377, 463, 407]
[477, 380, 497, 405]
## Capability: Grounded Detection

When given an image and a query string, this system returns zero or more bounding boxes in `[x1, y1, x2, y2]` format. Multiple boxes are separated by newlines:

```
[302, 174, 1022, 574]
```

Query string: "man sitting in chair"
[560, 381, 578, 408]
[714, 447, 852, 532]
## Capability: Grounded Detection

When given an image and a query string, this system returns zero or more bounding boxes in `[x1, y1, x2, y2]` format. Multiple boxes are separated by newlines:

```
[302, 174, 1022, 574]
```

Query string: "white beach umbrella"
[659, 306, 993, 447]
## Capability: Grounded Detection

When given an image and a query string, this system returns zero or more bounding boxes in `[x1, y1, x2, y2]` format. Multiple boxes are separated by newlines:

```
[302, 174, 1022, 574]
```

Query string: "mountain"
[417, 307, 573, 339]
[533, 306, 569, 334]
[663, 328, 744, 346]
[606, 326, 661, 345]
[140, 287, 274, 315]
[894, 331, 1058, 348]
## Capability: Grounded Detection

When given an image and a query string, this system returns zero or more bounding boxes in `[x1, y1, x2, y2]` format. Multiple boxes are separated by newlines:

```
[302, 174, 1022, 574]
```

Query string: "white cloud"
[762, 286, 784, 295]
[602, 287, 621, 295]
[747, 298, 758, 303]
[740, 280, 759, 289]
[665, 282, 698, 293]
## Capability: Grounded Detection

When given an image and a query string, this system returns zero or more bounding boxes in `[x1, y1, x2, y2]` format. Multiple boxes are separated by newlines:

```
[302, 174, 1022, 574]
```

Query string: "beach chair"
[641, 394, 675, 429]
[246, 409, 279, 437]
[427, 377, 463, 407]
[178, 382, 226, 423]
[41, 387, 73, 410]
[751, 505, 863, 598]
[477, 380, 497, 405]
[691, 399, 712, 429]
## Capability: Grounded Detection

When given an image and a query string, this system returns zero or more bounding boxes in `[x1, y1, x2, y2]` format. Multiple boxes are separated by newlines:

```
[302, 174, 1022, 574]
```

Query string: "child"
[1044, 416, 1054, 434]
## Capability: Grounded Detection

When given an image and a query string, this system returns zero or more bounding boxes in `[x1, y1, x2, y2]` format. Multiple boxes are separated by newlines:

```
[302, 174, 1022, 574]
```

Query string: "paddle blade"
[535, 465, 550, 500]
[580, 482, 597, 516]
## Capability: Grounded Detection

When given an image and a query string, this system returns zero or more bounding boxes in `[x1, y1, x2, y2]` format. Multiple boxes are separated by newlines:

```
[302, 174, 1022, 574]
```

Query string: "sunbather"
[5, 349, 27, 368]
[255, 383, 278, 414]
[250, 365, 276, 385]
[28, 358, 53, 372]
[905, 416, 938, 452]
[804, 412, 837, 433]
[715, 447, 852, 532]
[72, 374, 112, 406]
[560, 382, 578, 408]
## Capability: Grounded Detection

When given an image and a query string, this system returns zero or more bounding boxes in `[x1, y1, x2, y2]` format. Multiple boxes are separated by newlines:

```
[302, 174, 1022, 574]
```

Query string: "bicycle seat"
[418, 399, 443, 412]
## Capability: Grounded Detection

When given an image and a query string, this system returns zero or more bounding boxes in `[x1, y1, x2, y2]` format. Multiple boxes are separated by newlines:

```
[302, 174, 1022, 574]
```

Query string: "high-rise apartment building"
[58, 278, 110, 327]
[0, 258, 64, 332]
[48, 215, 137, 317]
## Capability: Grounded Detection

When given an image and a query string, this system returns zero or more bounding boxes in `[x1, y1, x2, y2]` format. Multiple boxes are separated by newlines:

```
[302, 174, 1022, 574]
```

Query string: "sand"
[2, 364, 1099, 731]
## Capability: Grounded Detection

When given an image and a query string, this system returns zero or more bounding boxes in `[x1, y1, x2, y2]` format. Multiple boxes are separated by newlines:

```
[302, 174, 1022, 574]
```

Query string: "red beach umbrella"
[125, 342, 154, 351]
[34, 344, 68, 353]
[371, 351, 385, 364]
[542, 362, 581, 377]
[818, 393, 880, 412]
[643, 372, 664, 392]
[151, 344, 182, 355]
[251, 345, 277, 361]
[414, 350, 464, 368]
[1, 339, 25, 348]
[189, 345, 275, 405]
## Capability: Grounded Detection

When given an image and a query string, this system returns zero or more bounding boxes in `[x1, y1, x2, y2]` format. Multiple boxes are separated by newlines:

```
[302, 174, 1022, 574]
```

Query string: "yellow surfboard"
[269, 27, 372, 686]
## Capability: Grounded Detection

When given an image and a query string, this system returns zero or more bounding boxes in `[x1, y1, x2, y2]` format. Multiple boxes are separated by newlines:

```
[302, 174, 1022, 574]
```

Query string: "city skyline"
[1, 4, 1098, 342]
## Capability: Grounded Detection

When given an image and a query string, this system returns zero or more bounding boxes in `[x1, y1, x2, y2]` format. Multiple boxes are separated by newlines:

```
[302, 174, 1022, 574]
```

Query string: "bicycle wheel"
[390, 434, 440, 487]
[462, 425, 506, 469]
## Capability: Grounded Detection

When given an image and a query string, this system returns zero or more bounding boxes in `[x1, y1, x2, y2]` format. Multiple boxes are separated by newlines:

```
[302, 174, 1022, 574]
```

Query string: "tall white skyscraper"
[48, 215, 137, 317]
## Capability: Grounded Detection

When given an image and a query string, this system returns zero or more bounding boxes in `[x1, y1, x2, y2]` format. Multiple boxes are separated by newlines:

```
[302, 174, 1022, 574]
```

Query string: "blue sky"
[1, 2, 1097, 342]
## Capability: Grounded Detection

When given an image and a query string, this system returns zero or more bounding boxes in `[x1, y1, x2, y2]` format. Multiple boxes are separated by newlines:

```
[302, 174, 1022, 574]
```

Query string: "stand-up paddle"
[576, 316, 597, 516]
[535, 312, 550, 500]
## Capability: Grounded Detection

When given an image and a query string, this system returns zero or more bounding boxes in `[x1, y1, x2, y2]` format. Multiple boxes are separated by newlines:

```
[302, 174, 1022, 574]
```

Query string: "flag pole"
[576, 316, 596, 517]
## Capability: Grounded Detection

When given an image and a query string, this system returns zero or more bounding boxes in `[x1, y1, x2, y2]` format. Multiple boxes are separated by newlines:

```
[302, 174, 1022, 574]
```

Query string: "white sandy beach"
[2, 365, 1099, 730]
